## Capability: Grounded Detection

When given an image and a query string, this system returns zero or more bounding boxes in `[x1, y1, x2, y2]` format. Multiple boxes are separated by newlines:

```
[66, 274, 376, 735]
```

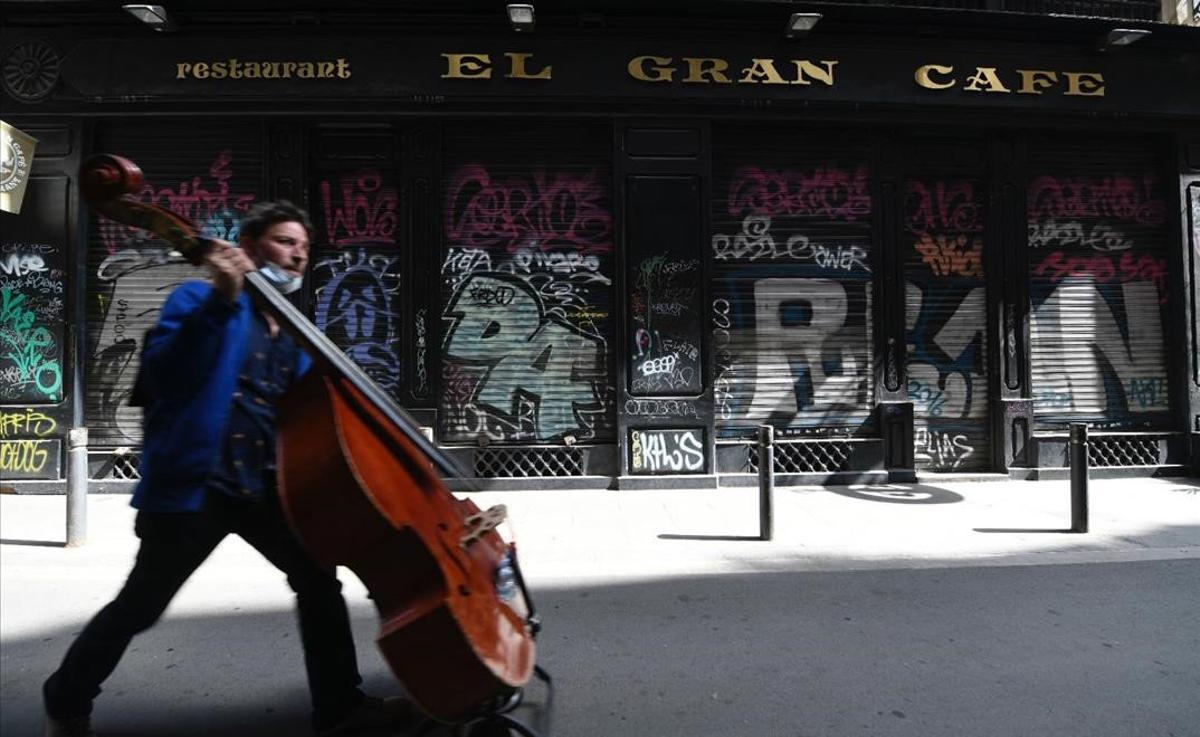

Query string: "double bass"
[80, 154, 540, 726]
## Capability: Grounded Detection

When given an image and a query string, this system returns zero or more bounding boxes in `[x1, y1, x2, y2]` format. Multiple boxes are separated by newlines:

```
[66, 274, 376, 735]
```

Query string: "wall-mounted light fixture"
[786, 12, 822, 39]
[122, 4, 176, 32]
[507, 4, 535, 32]
[1104, 27, 1152, 47]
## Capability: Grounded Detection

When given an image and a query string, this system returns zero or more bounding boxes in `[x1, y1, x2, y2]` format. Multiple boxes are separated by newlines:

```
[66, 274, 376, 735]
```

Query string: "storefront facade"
[3, 3, 1198, 491]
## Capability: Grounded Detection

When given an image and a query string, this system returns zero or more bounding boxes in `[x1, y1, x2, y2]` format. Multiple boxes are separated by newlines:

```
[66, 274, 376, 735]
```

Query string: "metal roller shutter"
[903, 149, 991, 472]
[711, 126, 874, 439]
[1027, 138, 1171, 431]
[85, 120, 265, 446]
[308, 127, 403, 401]
[439, 123, 614, 445]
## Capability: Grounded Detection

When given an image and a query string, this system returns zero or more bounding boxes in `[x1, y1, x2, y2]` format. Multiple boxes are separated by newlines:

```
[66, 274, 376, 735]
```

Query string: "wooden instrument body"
[277, 372, 535, 721]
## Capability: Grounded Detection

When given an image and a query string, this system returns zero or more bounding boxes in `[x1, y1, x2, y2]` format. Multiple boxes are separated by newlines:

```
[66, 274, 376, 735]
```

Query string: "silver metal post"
[758, 425, 774, 541]
[66, 427, 88, 547]
[1069, 423, 1089, 534]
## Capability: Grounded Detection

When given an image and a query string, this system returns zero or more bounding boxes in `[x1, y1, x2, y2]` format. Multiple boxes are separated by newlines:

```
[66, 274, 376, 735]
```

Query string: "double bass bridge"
[460, 504, 508, 548]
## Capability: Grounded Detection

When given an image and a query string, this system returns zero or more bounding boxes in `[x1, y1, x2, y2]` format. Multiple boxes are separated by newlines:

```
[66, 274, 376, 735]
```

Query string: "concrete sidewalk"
[2, 477, 1199, 737]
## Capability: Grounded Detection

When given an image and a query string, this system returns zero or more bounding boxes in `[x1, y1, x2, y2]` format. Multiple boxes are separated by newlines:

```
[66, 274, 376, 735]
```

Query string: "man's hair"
[238, 200, 313, 243]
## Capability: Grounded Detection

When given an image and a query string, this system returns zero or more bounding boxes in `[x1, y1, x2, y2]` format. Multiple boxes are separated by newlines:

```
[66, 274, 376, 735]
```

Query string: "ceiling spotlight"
[507, 4, 535, 32]
[786, 12, 821, 39]
[1104, 28, 1151, 47]
[122, 4, 176, 32]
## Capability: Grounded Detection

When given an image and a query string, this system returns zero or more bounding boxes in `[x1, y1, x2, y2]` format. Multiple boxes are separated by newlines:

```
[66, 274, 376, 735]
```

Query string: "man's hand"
[204, 240, 257, 304]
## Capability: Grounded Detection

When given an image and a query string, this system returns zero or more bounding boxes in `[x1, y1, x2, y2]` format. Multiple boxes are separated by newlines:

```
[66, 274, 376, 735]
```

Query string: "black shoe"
[44, 714, 96, 737]
[315, 696, 417, 735]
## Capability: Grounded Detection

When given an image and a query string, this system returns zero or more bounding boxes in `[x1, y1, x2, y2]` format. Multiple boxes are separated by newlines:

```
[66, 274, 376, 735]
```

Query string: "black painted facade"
[2, 2, 1198, 491]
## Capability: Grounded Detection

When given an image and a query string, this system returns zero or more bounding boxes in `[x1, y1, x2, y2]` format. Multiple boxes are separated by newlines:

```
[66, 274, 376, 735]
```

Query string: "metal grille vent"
[747, 440, 853, 474]
[89, 450, 141, 480]
[1087, 436, 1161, 467]
[475, 448, 584, 478]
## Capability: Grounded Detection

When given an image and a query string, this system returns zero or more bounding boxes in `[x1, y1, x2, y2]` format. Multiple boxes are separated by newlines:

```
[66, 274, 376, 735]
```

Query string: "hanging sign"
[0, 121, 37, 214]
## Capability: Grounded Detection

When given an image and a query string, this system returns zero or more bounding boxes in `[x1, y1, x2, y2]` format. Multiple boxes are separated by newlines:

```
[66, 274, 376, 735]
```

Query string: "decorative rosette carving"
[2, 41, 61, 103]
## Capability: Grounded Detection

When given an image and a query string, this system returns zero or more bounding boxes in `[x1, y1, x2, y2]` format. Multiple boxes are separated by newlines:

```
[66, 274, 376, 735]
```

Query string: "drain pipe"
[67, 177, 90, 547]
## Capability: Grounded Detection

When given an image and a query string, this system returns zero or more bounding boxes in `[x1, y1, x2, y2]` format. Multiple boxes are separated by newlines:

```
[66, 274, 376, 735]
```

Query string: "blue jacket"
[131, 280, 312, 512]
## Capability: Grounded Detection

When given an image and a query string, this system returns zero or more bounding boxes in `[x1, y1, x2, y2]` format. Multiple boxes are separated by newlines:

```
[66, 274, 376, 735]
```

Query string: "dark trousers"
[44, 492, 364, 728]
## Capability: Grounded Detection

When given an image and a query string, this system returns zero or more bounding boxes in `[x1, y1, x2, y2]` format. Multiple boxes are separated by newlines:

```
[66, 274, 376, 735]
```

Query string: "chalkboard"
[627, 176, 703, 396]
[629, 427, 706, 474]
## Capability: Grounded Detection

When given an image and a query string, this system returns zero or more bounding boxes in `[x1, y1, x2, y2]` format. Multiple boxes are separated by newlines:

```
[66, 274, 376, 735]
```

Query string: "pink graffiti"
[441, 363, 480, 406]
[906, 180, 981, 233]
[1028, 175, 1165, 226]
[320, 171, 398, 246]
[1033, 250, 1169, 302]
[97, 150, 257, 254]
[726, 165, 871, 221]
[444, 164, 612, 254]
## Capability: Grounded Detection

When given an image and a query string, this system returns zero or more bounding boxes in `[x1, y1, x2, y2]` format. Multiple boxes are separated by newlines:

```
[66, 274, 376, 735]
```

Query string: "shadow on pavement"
[4, 560, 1199, 737]
[657, 534, 763, 542]
[973, 527, 1074, 534]
[827, 484, 965, 505]
[0, 538, 65, 548]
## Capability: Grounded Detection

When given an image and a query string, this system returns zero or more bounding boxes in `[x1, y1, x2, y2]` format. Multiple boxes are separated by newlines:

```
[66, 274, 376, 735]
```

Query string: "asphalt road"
[2, 481, 1198, 737]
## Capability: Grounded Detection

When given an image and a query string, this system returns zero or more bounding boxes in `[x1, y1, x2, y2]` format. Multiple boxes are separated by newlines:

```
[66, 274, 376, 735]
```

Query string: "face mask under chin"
[259, 262, 304, 295]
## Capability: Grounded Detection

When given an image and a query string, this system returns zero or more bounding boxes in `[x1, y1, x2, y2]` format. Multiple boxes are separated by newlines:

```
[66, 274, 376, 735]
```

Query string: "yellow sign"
[0, 121, 37, 215]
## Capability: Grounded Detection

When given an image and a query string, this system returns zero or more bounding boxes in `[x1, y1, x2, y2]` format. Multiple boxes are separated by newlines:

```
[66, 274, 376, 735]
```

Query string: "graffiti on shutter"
[1, 242, 64, 403]
[711, 161, 874, 438]
[1028, 166, 1171, 429]
[87, 133, 262, 445]
[311, 168, 402, 396]
[904, 176, 989, 471]
[440, 163, 614, 443]
[627, 176, 703, 397]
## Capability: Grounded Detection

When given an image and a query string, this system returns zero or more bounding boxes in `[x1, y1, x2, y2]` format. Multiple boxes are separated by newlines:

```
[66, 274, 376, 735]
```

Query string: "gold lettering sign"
[630, 56, 837, 85]
[442, 53, 493, 79]
[1017, 69, 1058, 95]
[739, 58, 790, 85]
[175, 58, 351, 80]
[628, 56, 675, 82]
[915, 64, 956, 90]
[915, 64, 1104, 97]
[504, 52, 552, 80]
[963, 67, 1010, 93]
[681, 58, 732, 84]
[440, 53, 554, 80]
[1063, 72, 1105, 96]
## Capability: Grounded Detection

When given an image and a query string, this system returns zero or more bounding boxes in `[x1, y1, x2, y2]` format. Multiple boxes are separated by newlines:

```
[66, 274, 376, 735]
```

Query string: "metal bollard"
[758, 425, 774, 541]
[1069, 423, 1089, 533]
[66, 427, 89, 547]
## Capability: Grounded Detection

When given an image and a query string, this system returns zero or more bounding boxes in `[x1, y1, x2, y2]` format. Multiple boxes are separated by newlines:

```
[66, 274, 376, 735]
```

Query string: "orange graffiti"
[914, 233, 983, 277]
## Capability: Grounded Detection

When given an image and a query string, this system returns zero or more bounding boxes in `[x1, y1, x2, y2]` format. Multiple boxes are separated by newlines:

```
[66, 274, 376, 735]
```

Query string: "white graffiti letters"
[630, 429, 704, 473]
[745, 278, 868, 418]
[1031, 280, 1168, 414]
[0, 253, 47, 276]
[914, 428, 974, 470]
[445, 274, 604, 441]
[1028, 218, 1133, 252]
